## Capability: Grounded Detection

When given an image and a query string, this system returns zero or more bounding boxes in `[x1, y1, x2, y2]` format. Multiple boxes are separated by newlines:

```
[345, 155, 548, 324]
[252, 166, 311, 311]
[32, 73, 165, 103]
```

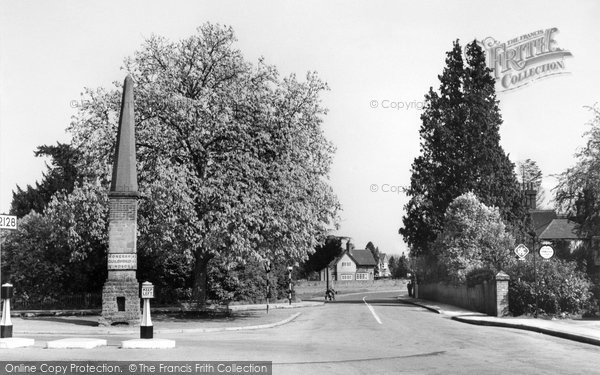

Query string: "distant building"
[377, 253, 391, 278]
[524, 183, 589, 259]
[319, 241, 377, 281]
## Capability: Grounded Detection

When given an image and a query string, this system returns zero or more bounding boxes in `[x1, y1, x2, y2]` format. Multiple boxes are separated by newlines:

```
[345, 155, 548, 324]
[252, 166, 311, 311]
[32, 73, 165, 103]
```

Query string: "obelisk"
[100, 75, 140, 325]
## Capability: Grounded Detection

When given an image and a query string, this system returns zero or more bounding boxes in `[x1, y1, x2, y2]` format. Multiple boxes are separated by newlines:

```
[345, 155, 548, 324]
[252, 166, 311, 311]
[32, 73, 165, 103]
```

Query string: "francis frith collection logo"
[479, 27, 573, 92]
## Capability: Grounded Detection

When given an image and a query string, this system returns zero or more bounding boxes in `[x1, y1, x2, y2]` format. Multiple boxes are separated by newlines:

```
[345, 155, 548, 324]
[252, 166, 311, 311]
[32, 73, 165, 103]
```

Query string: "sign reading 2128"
[0, 214, 17, 230]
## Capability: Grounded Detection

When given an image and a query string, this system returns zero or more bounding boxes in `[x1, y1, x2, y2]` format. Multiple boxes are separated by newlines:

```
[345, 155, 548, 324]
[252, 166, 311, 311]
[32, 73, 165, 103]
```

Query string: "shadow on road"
[22, 317, 99, 327]
[319, 299, 415, 307]
[21, 310, 277, 327]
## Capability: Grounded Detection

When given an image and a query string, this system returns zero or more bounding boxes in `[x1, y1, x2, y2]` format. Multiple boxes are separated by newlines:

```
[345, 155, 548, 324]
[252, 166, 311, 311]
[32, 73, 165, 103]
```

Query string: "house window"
[356, 273, 369, 280]
[340, 274, 353, 281]
[341, 261, 352, 268]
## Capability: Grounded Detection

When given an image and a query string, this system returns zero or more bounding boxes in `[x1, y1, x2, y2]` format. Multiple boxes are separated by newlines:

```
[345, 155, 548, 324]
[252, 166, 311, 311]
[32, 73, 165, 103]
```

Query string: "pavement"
[400, 296, 600, 347]
[7, 301, 323, 336]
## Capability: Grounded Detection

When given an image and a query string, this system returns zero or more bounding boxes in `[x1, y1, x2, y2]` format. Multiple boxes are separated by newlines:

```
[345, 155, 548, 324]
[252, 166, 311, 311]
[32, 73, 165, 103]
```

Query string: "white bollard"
[140, 282, 153, 339]
[1, 283, 13, 338]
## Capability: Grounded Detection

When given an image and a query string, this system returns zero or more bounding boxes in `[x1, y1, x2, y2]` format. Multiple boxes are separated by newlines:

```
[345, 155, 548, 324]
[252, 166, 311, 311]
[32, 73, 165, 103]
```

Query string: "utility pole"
[287, 266, 293, 305]
[263, 260, 271, 314]
[532, 234, 538, 318]
[0, 215, 18, 286]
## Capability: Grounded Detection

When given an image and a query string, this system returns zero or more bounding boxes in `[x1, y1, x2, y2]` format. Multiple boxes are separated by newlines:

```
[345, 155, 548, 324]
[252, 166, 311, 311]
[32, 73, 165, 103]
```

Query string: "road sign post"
[263, 260, 271, 314]
[0, 214, 17, 287]
[287, 266, 293, 305]
[533, 236, 538, 318]
[140, 282, 154, 339]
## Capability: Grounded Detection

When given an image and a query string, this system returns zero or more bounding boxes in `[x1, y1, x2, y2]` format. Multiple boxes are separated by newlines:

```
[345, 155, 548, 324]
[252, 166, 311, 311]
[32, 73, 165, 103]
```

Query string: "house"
[377, 253, 391, 278]
[319, 241, 377, 281]
[525, 185, 587, 257]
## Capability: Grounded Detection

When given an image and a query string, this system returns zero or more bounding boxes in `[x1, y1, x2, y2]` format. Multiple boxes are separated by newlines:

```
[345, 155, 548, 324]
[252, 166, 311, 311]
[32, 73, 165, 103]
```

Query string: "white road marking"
[363, 297, 382, 324]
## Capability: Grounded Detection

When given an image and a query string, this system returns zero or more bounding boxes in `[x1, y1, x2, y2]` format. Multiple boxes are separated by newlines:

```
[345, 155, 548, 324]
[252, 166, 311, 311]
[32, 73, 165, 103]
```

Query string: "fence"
[12, 293, 102, 310]
[10, 287, 187, 311]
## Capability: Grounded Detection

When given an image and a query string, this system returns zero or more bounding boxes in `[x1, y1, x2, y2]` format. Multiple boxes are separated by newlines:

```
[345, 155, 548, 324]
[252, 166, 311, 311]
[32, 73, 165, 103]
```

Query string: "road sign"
[0, 215, 17, 230]
[539, 245, 554, 259]
[0, 215, 17, 285]
[514, 244, 529, 260]
[140, 282, 154, 299]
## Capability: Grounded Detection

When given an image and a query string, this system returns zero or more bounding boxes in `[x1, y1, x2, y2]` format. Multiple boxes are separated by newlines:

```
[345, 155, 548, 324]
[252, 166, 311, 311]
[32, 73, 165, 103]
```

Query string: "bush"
[508, 258, 592, 316]
[433, 192, 515, 284]
[466, 268, 495, 288]
[208, 258, 292, 304]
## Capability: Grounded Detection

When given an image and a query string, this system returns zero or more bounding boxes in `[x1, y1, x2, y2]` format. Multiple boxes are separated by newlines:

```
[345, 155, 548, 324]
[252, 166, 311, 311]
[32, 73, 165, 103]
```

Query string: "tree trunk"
[192, 252, 212, 307]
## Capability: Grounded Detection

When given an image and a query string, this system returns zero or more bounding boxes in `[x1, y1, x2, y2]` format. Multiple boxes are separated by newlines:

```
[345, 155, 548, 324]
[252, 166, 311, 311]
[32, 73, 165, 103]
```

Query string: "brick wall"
[417, 272, 510, 317]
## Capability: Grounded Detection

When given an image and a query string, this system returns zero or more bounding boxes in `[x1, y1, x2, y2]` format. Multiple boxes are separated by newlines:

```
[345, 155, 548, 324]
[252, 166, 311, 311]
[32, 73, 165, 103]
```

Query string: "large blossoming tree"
[68, 23, 339, 304]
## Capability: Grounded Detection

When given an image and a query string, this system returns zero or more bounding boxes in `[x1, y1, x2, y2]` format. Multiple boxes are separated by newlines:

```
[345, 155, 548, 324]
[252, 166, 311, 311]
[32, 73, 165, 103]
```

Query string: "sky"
[0, 0, 598, 256]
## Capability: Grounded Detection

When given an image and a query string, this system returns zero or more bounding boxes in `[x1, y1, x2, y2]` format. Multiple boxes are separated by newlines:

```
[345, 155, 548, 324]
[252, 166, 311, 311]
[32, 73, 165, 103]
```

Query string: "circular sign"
[514, 244, 529, 260]
[539, 245, 554, 259]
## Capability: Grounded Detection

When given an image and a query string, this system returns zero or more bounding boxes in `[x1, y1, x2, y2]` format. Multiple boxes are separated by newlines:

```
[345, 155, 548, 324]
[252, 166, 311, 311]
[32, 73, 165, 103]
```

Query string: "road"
[4, 291, 600, 374]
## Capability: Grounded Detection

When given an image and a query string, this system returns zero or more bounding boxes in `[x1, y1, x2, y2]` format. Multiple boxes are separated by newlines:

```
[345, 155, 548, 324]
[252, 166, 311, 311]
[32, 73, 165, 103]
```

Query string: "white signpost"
[0, 215, 17, 285]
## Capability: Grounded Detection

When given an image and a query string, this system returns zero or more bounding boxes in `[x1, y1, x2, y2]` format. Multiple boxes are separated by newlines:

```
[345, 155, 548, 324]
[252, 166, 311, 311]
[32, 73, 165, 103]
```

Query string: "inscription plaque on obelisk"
[100, 74, 140, 325]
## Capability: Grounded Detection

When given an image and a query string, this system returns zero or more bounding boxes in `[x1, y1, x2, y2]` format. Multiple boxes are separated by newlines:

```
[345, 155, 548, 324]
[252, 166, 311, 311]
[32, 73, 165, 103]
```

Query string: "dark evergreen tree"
[387, 255, 395, 273]
[366, 241, 381, 275]
[10, 142, 81, 217]
[299, 236, 343, 277]
[395, 254, 410, 278]
[400, 40, 525, 258]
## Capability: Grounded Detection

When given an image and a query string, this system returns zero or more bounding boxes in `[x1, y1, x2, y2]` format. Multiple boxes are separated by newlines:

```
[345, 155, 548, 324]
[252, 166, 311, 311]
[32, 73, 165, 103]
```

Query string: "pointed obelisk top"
[110, 74, 138, 196]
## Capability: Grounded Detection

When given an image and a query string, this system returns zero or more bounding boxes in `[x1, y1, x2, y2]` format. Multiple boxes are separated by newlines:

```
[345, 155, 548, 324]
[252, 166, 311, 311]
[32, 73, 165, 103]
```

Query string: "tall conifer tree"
[400, 40, 525, 258]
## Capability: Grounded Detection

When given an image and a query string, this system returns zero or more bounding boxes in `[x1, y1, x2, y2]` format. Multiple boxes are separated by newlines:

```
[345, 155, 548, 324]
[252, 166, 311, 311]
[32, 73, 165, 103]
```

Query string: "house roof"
[348, 249, 377, 267]
[327, 249, 377, 268]
[530, 210, 557, 236]
[539, 218, 581, 240]
[529, 209, 584, 240]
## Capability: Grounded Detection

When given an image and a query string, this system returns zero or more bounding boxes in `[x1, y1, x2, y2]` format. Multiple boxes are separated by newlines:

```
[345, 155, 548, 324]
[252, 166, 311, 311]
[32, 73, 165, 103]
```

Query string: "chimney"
[346, 240, 355, 252]
[523, 182, 537, 210]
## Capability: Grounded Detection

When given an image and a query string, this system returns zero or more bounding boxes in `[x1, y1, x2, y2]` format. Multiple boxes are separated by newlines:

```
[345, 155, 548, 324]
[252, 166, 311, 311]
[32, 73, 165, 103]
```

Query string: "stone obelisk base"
[100, 280, 140, 326]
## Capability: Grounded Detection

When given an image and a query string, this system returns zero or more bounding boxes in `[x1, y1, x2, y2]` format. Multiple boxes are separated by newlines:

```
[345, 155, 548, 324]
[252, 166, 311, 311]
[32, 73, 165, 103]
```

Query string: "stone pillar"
[100, 75, 140, 326]
[494, 271, 510, 317]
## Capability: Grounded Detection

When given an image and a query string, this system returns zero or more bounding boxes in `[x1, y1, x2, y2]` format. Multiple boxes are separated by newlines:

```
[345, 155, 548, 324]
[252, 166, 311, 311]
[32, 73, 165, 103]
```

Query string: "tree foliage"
[509, 258, 593, 316]
[555, 105, 600, 237]
[365, 241, 382, 275]
[2, 182, 108, 293]
[400, 40, 525, 259]
[67, 23, 339, 303]
[517, 158, 546, 208]
[433, 192, 515, 284]
[10, 142, 81, 217]
[388, 254, 410, 278]
[298, 236, 343, 278]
